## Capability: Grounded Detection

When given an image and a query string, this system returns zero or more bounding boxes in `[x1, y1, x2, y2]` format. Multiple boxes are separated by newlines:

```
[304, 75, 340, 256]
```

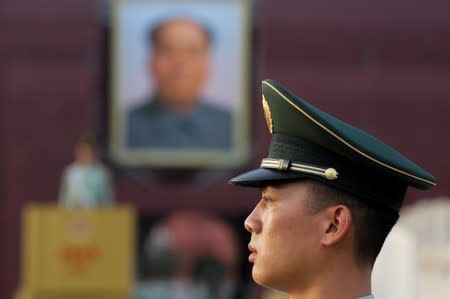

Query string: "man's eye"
[262, 196, 272, 204]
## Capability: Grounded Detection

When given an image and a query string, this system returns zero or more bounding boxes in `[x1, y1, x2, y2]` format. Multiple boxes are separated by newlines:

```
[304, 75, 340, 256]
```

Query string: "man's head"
[74, 136, 97, 165]
[244, 180, 398, 292]
[231, 79, 435, 293]
[148, 18, 212, 112]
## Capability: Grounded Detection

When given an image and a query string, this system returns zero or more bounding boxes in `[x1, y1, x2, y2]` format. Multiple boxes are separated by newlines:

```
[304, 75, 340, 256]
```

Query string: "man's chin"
[252, 265, 289, 292]
[252, 265, 272, 287]
[161, 96, 199, 109]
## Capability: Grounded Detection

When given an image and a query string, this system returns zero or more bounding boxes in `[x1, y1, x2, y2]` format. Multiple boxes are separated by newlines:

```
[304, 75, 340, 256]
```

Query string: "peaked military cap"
[230, 79, 436, 212]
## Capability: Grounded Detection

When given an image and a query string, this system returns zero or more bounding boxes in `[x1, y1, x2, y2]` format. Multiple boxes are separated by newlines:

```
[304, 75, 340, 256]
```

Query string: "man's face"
[150, 20, 210, 111]
[244, 182, 324, 292]
[74, 144, 96, 165]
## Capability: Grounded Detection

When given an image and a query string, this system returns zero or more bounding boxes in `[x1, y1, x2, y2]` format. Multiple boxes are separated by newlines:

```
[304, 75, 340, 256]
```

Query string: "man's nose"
[244, 205, 262, 234]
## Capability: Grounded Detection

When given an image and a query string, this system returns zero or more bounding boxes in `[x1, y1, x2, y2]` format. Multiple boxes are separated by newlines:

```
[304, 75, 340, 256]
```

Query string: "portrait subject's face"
[244, 182, 324, 292]
[150, 20, 211, 112]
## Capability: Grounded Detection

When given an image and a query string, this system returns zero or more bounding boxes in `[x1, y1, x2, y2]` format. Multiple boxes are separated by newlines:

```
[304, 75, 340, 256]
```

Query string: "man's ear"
[149, 54, 155, 75]
[320, 205, 352, 247]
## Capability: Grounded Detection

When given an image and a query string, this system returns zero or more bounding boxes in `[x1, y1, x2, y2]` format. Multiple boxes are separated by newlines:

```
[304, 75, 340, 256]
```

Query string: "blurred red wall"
[1, 0, 449, 298]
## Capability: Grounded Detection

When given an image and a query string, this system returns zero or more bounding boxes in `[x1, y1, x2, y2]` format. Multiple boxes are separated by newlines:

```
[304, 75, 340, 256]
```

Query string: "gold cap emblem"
[262, 95, 273, 134]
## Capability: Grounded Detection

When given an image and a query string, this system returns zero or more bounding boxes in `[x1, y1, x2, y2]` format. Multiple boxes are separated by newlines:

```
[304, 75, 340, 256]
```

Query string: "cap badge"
[262, 95, 273, 134]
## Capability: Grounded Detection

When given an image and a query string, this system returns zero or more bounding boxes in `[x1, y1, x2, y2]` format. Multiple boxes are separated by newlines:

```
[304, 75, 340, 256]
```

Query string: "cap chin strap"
[261, 158, 339, 180]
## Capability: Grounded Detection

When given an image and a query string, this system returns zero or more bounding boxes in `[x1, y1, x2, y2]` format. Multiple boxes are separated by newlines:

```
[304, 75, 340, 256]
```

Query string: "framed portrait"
[109, 0, 252, 167]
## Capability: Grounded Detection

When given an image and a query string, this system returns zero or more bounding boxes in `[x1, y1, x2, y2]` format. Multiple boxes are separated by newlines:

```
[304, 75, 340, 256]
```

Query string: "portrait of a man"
[127, 18, 232, 149]
[109, 0, 250, 167]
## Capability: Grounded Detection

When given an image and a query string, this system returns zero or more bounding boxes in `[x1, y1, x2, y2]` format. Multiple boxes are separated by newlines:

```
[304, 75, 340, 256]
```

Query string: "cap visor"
[229, 168, 307, 187]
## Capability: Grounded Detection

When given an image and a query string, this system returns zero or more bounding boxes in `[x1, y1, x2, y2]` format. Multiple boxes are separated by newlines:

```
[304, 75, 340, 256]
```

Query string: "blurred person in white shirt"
[58, 136, 114, 208]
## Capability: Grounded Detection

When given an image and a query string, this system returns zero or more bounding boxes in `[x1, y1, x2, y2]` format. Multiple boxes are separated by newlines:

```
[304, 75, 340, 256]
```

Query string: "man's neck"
[289, 258, 372, 299]
[154, 94, 198, 115]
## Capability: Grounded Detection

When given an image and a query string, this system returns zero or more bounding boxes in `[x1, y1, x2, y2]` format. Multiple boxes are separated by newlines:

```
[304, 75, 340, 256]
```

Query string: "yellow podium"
[16, 204, 135, 299]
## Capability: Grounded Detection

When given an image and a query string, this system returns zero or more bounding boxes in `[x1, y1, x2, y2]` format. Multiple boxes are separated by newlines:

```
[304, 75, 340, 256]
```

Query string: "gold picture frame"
[109, 0, 252, 167]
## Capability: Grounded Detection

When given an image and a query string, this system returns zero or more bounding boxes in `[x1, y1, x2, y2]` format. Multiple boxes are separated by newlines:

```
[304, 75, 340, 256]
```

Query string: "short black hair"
[77, 135, 97, 148]
[306, 180, 399, 267]
[148, 18, 213, 48]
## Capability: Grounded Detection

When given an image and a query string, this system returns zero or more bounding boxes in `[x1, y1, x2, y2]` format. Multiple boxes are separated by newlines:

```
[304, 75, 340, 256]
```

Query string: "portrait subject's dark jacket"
[127, 98, 232, 149]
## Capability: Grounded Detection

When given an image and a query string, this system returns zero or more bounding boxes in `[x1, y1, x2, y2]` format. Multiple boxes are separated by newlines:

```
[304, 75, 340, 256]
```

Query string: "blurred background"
[0, 0, 449, 299]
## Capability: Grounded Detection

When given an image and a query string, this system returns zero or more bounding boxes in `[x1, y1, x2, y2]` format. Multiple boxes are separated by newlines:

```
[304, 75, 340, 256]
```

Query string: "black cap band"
[266, 134, 407, 211]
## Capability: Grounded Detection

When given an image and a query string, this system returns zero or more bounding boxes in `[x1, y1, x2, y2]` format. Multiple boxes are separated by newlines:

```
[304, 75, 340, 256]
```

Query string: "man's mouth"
[248, 243, 257, 262]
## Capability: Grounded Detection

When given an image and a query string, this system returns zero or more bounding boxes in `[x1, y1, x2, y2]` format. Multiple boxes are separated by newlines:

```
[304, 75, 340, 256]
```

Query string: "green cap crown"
[230, 79, 436, 212]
